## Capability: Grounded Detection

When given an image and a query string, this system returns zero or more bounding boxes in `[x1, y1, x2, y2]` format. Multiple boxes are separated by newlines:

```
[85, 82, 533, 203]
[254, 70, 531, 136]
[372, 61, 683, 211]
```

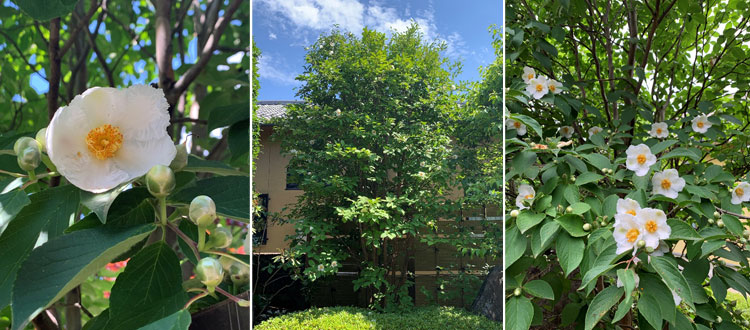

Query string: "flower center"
[524, 194, 534, 199]
[626, 228, 640, 243]
[656, 128, 662, 134]
[549, 85, 556, 92]
[737, 187, 744, 197]
[637, 154, 647, 165]
[626, 210, 637, 216]
[535, 84, 544, 92]
[645, 220, 658, 233]
[86, 124, 123, 160]
[513, 121, 521, 128]
[527, 74, 534, 80]
[697, 121, 704, 128]
[661, 179, 672, 190]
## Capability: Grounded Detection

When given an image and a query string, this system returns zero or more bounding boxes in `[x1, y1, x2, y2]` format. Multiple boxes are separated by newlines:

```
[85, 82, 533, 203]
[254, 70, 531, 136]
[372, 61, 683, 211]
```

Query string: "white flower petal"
[113, 138, 177, 178]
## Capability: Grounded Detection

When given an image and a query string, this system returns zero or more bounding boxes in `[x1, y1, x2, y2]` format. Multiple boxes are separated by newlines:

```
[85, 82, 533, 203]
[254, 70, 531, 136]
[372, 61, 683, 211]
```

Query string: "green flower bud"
[209, 226, 233, 249]
[17, 146, 41, 171]
[195, 257, 224, 288]
[716, 316, 722, 323]
[637, 240, 646, 248]
[714, 211, 721, 218]
[13, 137, 39, 156]
[743, 230, 750, 238]
[510, 210, 519, 218]
[582, 223, 592, 232]
[600, 221, 607, 227]
[35, 128, 47, 153]
[513, 287, 522, 296]
[190, 195, 216, 227]
[145, 165, 175, 198]
[229, 261, 250, 286]
[170, 142, 188, 172]
[717, 220, 725, 228]
[218, 255, 234, 272]
[645, 246, 655, 253]
[557, 205, 564, 213]
[566, 206, 573, 213]
[708, 219, 715, 225]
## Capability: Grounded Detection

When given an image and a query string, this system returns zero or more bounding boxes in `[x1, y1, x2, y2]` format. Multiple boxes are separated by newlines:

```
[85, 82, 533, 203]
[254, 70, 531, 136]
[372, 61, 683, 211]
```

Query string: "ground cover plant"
[505, 0, 750, 329]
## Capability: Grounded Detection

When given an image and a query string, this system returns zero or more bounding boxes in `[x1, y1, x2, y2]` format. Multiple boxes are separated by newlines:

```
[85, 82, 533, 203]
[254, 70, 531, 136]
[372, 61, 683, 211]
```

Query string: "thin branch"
[0, 29, 47, 81]
[58, 0, 100, 58]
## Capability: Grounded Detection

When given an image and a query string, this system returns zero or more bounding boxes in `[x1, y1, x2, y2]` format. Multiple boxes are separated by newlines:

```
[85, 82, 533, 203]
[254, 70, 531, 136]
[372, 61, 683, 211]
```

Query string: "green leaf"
[661, 148, 700, 162]
[106, 242, 188, 330]
[721, 214, 744, 236]
[80, 183, 131, 224]
[667, 219, 702, 241]
[517, 212, 546, 234]
[184, 156, 247, 177]
[555, 214, 587, 237]
[650, 139, 678, 154]
[581, 153, 611, 169]
[207, 101, 250, 131]
[506, 226, 527, 268]
[579, 264, 616, 290]
[11, 224, 155, 330]
[617, 269, 636, 295]
[171, 176, 250, 221]
[569, 202, 591, 215]
[640, 274, 676, 325]
[575, 172, 604, 186]
[650, 256, 694, 309]
[227, 120, 249, 162]
[512, 114, 543, 138]
[506, 296, 534, 330]
[0, 190, 30, 235]
[556, 233, 583, 277]
[524, 280, 554, 300]
[136, 310, 192, 330]
[584, 286, 623, 330]
[638, 294, 663, 329]
[0, 185, 79, 308]
[11, 0, 78, 21]
[710, 275, 727, 304]
[564, 156, 588, 174]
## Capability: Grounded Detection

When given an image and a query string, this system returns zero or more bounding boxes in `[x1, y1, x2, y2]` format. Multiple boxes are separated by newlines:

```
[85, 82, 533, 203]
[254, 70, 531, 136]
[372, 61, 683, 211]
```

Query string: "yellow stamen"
[626, 228, 640, 243]
[549, 85, 556, 92]
[535, 84, 543, 92]
[661, 179, 672, 190]
[514, 121, 521, 128]
[736, 187, 744, 197]
[527, 74, 534, 80]
[645, 220, 658, 233]
[626, 210, 636, 216]
[697, 121, 704, 128]
[86, 124, 123, 160]
[637, 154, 647, 165]
[524, 194, 534, 199]
[656, 128, 662, 135]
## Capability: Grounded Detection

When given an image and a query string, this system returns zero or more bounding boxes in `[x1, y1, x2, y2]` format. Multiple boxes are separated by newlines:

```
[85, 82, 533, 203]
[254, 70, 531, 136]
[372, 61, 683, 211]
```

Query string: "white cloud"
[257, 53, 300, 86]
[269, 32, 277, 40]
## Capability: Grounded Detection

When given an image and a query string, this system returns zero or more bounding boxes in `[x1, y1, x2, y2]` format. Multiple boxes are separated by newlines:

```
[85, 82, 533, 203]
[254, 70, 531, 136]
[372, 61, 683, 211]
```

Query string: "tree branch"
[58, 0, 100, 59]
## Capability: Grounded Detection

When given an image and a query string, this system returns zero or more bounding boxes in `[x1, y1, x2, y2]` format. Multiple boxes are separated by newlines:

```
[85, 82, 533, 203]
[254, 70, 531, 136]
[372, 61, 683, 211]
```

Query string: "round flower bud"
[510, 210, 519, 218]
[145, 165, 175, 198]
[645, 246, 655, 253]
[570, 176, 576, 182]
[170, 141, 188, 172]
[583, 223, 591, 232]
[229, 261, 250, 286]
[708, 219, 715, 225]
[195, 257, 224, 288]
[513, 287, 522, 296]
[13, 137, 39, 156]
[209, 226, 233, 249]
[17, 146, 41, 171]
[35, 128, 47, 153]
[636, 240, 646, 248]
[189, 195, 216, 227]
[717, 220, 725, 228]
[557, 205, 564, 213]
[566, 206, 573, 213]
[716, 316, 722, 323]
[714, 211, 721, 218]
[742, 320, 749, 327]
[218, 255, 234, 272]
[600, 221, 607, 227]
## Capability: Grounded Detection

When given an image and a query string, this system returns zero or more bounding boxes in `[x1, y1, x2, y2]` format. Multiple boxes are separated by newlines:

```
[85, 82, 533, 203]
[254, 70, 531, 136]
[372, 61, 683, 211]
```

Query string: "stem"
[183, 290, 209, 310]
[159, 197, 167, 226]
[205, 250, 249, 267]
[0, 169, 26, 177]
[198, 227, 206, 252]
[27, 171, 36, 181]
[166, 222, 201, 261]
[214, 286, 245, 304]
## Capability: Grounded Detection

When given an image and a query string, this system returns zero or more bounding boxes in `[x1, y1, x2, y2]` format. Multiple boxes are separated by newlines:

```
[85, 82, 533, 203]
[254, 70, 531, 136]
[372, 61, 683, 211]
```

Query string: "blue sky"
[253, 0, 502, 101]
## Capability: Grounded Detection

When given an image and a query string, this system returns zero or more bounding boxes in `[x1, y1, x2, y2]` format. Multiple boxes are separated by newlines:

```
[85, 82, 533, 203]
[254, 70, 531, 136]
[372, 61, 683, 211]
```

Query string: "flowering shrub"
[505, 1, 750, 329]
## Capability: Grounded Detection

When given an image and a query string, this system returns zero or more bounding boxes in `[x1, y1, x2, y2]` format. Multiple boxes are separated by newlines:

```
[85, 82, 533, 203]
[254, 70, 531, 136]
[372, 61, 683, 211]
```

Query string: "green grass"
[255, 306, 501, 330]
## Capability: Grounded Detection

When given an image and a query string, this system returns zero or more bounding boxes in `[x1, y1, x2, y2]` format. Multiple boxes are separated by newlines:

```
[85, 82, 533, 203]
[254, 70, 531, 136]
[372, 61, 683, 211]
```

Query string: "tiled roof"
[256, 101, 302, 122]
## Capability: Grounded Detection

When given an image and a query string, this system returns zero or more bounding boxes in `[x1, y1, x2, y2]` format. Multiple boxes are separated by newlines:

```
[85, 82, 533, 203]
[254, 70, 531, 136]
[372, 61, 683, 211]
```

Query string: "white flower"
[417, 171, 426, 179]
[649, 122, 669, 138]
[559, 126, 574, 139]
[547, 79, 563, 94]
[331, 261, 338, 267]
[334, 109, 341, 116]
[691, 115, 712, 133]
[317, 264, 325, 271]
[637, 208, 670, 250]
[522, 66, 536, 84]
[525, 77, 549, 99]
[613, 213, 643, 254]
[731, 182, 750, 204]
[505, 119, 527, 136]
[47, 85, 176, 193]
[587, 126, 603, 137]
[651, 169, 686, 199]
[625, 144, 657, 176]
[515, 184, 535, 210]
[329, 50, 334, 55]
[616, 271, 640, 288]
[616, 198, 641, 217]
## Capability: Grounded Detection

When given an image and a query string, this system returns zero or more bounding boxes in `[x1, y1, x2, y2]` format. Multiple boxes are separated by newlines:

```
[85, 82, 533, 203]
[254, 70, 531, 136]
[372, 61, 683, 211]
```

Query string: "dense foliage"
[505, 0, 750, 329]
[0, 1, 250, 329]
[255, 306, 502, 330]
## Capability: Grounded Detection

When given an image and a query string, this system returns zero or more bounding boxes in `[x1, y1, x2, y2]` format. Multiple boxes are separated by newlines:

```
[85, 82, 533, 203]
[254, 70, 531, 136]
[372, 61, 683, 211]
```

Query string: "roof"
[256, 101, 302, 122]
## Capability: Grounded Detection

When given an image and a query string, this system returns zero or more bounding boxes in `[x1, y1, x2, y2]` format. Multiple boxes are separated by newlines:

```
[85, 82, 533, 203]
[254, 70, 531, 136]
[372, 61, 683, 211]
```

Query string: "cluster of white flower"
[522, 66, 562, 99]
[505, 119, 527, 136]
[613, 198, 671, 255]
